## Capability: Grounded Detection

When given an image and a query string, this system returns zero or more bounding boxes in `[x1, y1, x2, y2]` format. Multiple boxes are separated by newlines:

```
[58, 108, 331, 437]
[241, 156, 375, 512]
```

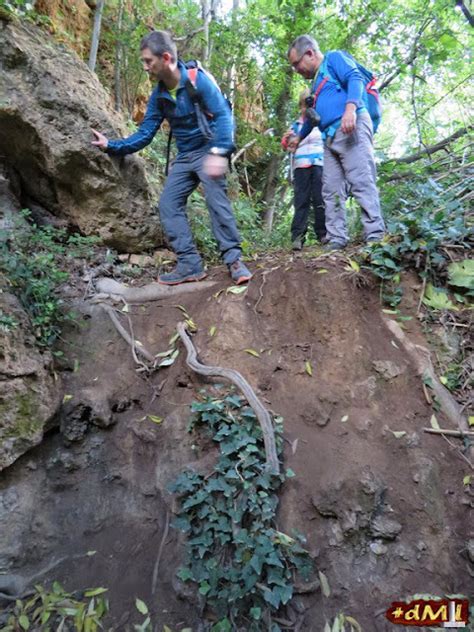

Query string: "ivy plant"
[170, 391, 313, 631]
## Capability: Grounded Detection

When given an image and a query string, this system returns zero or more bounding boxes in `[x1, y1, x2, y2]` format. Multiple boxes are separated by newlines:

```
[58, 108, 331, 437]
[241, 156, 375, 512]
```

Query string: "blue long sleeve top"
[106, 61, 234, 157]
[299, 50, 365, 138]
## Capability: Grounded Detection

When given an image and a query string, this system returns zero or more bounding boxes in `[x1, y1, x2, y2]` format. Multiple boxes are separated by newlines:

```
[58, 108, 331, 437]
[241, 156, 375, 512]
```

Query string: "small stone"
[372, 360, 405, 380]
[370, 540, 387, 556]
[370, 515, 402, 540]
[467, 539, 474, 564]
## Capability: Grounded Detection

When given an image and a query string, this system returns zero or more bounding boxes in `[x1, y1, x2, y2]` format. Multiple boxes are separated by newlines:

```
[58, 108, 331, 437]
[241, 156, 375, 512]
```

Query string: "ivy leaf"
[177, 567, 194, 581]
[447, 259, 474, 290]
[250, 607, 262, 620]
[135, 598, 148, 615]
[422, 283, 457, 311]
[199, 581, 211, 595]
[18, 615, 30, 631]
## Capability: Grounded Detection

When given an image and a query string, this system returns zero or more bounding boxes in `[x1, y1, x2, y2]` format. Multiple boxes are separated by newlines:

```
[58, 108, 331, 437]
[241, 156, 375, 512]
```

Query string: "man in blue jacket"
[287, 35, 385, 250]
[92, 30, 252, 285]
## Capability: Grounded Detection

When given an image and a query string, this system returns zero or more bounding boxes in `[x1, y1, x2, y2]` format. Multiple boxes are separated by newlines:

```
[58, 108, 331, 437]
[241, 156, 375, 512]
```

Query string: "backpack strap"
[187, 67, 198, 88]
[184, 66, 213, 141]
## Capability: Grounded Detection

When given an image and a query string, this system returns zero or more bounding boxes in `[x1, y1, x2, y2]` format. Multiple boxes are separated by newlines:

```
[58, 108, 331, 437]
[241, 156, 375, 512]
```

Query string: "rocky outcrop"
[0, 19, 162, 252]
[0, 292, 61, 470]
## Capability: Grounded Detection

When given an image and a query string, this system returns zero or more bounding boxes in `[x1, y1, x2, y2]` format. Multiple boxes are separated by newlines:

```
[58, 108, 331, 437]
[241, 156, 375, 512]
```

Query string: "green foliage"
[170, 390, 313, 629]
[0, 582, 108, 632]
[0, 211, 99, 348]
[0, 310, 18, 333]
[359, 176, 472, 306]
[0, 0, 35, 18]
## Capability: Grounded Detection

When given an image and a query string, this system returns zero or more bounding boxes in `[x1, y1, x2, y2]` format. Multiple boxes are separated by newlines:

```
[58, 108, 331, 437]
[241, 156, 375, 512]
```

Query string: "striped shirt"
[292, 118, 324, 171]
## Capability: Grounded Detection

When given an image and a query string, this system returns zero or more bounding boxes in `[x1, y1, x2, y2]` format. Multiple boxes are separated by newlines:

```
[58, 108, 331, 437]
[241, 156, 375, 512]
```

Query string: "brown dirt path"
[1, 251, 472, 631]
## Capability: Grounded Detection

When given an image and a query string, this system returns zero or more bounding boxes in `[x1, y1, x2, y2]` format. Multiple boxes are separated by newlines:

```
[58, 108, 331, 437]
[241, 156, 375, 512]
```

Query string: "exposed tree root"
[101, 303, 155, 365]
[94, 277, 217, 303]
[177, 322, 280, 475]
[383, 318, 472, 459]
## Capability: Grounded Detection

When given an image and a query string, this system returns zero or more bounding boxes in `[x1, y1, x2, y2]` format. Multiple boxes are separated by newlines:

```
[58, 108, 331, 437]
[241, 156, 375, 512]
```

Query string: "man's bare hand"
[203, 154, 228, 178]
[287, 134, 301, 153]
[341, 104, 357, 134]
[91, 129, 109, 150]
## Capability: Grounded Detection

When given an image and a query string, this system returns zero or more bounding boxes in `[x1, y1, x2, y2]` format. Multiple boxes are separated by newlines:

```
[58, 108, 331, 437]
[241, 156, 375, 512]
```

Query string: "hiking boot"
[317, 234, 329, 245]
[292, 237, 303, 251]
[322, 241, 346, 252]
[228, 259, 252, 285]
[158, 262, 207, 285]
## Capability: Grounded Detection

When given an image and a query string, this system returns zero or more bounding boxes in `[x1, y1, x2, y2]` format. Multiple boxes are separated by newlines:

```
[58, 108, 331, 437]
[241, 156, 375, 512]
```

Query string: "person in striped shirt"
[282, 90, 327, 251]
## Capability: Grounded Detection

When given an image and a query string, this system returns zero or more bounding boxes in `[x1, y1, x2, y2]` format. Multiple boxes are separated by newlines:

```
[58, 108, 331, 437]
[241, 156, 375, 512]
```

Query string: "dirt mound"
[0, 252, 472, 630]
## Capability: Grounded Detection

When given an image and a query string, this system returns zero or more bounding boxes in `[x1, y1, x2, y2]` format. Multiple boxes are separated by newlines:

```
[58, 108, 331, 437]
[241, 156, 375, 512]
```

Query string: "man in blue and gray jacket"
[92, 30, 252, 285]
[287, 35, 385, 250]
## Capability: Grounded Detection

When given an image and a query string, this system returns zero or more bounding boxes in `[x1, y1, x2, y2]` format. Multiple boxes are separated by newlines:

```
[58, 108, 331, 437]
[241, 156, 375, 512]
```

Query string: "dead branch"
[232, 128, 274, 164]
[177, 322, 280, 474]
[424, 428, 474, 438]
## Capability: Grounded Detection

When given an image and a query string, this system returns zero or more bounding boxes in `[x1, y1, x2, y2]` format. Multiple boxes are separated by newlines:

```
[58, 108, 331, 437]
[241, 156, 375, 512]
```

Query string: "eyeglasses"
[291, 50, 310, 71]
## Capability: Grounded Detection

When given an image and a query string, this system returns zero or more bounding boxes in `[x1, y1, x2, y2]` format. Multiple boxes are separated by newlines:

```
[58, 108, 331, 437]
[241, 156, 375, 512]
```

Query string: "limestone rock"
[372, 360, 405, 380]
[0, 292, 61, 470]
[370, 515, 402, 540]
[0, 20, 162, 252]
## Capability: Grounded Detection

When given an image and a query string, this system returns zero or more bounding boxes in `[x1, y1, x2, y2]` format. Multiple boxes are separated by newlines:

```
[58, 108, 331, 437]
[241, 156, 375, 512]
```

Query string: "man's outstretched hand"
[203, 154, 228, 178]
[91, 129, 109, 150]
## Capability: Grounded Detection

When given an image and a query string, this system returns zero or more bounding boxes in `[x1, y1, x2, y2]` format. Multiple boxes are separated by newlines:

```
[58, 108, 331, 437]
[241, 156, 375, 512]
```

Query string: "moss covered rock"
[0, 292, 61, 470]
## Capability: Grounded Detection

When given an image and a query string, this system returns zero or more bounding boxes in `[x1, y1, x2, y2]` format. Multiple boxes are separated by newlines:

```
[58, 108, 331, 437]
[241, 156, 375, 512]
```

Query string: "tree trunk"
[201, 0, 211, 64]
[226, 0, 239, 99]
[113, 0, 124, 112]
[262, 76, 291, 233]
[88, 0, 105, 72]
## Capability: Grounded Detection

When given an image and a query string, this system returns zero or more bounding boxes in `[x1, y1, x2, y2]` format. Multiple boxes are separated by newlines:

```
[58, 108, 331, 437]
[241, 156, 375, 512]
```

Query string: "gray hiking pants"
[158, 148, 242, 267]
[322, 112, 385, 245]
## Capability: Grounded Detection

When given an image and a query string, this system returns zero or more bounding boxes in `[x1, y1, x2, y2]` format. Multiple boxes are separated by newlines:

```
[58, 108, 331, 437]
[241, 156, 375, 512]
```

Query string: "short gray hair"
[287, 35, 319, 58]
[140, 30, 177, 62]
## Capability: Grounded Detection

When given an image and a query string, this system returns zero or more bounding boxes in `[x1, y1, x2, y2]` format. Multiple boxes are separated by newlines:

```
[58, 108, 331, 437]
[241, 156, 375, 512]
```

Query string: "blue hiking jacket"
[106, 60, 234, 157]
[299, 50, 365, 138]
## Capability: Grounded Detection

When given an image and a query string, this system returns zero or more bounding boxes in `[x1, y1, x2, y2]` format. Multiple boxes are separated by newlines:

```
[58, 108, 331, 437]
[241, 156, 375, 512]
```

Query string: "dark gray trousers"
[158, 148, 242, 267]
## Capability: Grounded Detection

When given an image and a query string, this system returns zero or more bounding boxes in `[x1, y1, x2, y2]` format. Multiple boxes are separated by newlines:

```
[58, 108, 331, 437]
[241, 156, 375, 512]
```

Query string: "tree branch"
[384, 126, 473, 165]
[379, 17, 433, 92]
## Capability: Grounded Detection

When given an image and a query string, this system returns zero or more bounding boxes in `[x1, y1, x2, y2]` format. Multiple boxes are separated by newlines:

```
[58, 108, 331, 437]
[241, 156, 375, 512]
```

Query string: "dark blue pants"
[158, 148, 242, 267]
[291, 165, 326, 242]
